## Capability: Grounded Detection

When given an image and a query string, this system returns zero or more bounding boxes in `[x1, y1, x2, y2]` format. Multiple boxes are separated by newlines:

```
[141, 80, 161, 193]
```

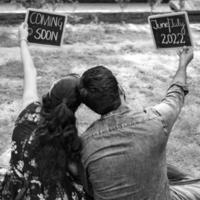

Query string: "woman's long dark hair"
[31, 76, 81, 186]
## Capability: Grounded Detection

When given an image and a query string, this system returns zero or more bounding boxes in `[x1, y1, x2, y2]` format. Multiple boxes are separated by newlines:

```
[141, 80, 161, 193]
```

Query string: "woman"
[0, 23, 89, 200]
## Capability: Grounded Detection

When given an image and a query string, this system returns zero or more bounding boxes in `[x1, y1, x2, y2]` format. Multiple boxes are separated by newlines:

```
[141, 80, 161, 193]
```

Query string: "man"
[79, 47, 200, 200]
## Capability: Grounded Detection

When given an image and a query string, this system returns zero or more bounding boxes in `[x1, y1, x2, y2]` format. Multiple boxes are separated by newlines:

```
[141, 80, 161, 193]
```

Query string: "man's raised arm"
[154, 47, 193, 134]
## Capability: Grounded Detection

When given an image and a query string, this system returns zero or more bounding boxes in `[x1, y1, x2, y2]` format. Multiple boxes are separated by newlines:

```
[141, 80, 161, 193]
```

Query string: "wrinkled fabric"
[81, 83, 188, 200]
[168, 165, 200, 200]
[170, 179, 200, 200]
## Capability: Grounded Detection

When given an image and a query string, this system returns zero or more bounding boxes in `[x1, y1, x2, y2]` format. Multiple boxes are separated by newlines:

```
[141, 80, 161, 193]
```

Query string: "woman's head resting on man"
[45, 73, 81, 113]
[33, 74, 82, 184]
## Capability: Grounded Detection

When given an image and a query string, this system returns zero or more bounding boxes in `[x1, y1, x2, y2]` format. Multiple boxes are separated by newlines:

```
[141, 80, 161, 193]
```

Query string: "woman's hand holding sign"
[19, 23, 28, 43]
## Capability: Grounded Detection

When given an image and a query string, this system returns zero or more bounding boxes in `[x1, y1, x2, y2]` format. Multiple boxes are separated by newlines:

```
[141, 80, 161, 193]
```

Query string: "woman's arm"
[19, 23, 39, 110]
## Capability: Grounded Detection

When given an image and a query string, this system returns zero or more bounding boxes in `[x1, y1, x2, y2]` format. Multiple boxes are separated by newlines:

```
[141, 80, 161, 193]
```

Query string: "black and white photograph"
[0, 0, 200, 199]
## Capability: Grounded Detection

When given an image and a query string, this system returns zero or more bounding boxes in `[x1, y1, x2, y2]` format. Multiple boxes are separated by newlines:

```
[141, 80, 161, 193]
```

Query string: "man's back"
[81, 105, 172, 200]
[81, 82, 188, 200]
[80, 48, 193, 200]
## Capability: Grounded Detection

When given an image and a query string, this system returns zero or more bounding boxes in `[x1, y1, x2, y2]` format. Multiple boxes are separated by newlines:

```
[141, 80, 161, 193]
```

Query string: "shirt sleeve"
[11, 102, 41, 167]
[81, 137, 94, 198]
[15, 101, 41, 126]
[153, 82, 188, 134]
[81, 165, 94, 198]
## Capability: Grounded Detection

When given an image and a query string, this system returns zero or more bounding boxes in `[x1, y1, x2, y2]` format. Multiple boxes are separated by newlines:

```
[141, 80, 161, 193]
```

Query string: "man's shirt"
[81, 83, 188, 200]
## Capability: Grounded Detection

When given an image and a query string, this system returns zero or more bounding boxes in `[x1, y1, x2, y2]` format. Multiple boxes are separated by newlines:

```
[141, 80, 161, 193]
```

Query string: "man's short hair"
[79, 66, 121, 115]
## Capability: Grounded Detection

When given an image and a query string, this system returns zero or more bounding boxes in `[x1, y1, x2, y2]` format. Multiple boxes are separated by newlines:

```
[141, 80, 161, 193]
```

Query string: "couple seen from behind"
[1, 23, 200, 200]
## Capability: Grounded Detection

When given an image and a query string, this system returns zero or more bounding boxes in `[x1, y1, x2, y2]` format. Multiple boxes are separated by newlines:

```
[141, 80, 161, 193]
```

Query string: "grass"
[0, 23, 200, 177]
[0, 27, 18, 47]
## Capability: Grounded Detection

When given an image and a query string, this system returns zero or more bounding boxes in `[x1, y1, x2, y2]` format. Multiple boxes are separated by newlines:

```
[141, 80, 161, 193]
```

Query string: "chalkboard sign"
[25, 9, 67, 46]
[148, 12, 193, 49]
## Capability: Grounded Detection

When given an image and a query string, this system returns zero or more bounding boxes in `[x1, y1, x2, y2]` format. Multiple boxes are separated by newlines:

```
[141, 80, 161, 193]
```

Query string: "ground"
[0, 23, 200, 177]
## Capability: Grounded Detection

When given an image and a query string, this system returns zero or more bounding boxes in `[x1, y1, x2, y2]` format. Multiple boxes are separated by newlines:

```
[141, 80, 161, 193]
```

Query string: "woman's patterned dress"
[0, 102, 88, 200]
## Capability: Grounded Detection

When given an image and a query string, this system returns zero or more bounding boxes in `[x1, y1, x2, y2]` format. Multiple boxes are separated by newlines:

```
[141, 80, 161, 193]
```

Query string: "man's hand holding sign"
[148, 12, 193, 49]
[25, 9, 67, 46]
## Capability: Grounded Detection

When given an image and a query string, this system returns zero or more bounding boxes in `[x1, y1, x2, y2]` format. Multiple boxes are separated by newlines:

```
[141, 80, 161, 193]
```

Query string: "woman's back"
[1, 102, 86, 200]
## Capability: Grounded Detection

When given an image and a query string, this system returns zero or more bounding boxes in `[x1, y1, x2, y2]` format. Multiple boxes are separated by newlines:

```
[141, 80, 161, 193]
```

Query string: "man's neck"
[101, 102, 129, 119]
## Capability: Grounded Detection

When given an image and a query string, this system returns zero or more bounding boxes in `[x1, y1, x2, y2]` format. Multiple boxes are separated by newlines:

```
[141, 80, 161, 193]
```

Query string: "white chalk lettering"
[51, 31, 59, 41]
[34, 28, 42, 40]
[151, 17, 185, 34]
[161, 33, 185, 45]
[29, 12, 64, 31]
[34, 28, 59, 41]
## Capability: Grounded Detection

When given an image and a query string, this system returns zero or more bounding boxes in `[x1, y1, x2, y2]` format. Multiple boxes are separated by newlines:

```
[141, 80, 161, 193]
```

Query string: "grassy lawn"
[0, 23, 200, 177]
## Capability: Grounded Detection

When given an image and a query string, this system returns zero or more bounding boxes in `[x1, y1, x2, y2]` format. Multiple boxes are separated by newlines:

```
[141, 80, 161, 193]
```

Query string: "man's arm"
[82, 165, 94, 199]
[19, 23, 39, 110]
[154, 47, 193, 133]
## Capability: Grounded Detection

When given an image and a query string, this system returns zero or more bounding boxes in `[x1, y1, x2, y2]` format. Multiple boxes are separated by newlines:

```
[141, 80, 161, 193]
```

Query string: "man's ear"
[78, 80, 88, 99]
[79, 87, 88, 101]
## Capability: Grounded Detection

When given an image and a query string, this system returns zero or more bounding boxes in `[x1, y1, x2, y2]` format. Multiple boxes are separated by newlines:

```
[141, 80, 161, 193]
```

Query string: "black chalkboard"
[148, 12, 193, 49]
[25, 9, 67, 46]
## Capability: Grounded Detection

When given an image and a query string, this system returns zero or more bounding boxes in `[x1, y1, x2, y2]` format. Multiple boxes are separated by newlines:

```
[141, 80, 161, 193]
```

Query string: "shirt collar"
[101, 100, 145, 119]
[101, 104, 130, 119]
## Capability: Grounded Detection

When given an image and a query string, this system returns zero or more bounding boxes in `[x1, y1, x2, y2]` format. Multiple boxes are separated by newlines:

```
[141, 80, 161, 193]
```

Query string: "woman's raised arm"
[19, 23, 39, 110]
